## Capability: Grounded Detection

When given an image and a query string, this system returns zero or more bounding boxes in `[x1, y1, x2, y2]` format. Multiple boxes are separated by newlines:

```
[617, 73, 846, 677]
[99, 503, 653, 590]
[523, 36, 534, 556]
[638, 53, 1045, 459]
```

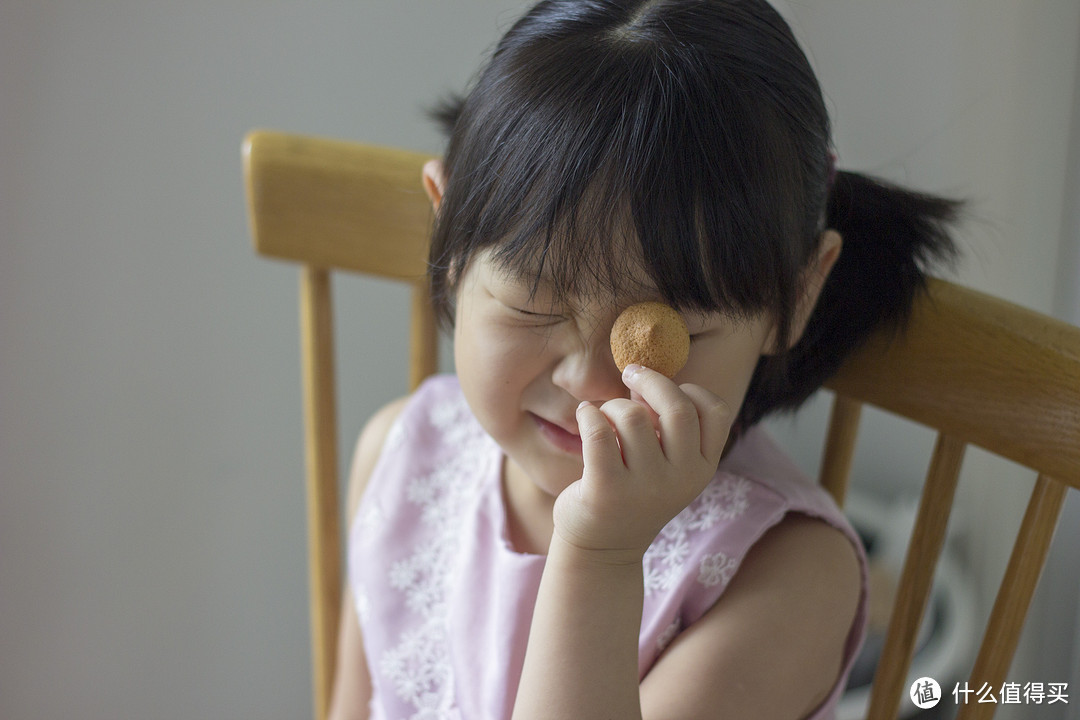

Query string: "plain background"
[2, 1, 1078, 718]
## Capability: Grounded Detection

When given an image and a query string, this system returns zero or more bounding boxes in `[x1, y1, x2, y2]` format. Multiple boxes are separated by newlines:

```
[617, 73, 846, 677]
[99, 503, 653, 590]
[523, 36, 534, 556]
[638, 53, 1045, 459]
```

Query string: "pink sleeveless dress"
[349, 375, 867, 720]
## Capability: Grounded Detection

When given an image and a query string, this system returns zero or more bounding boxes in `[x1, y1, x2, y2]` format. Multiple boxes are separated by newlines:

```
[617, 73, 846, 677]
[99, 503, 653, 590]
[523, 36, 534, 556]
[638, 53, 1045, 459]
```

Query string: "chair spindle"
[820, 394, 864, 506]
[300, 266, 342, 720]
[955, 474, 1069, 720]
[866, 432, 967, 719]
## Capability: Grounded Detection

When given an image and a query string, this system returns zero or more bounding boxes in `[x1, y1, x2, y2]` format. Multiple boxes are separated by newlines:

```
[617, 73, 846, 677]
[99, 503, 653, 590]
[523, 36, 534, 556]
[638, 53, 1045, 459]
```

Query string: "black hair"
[428, 0, 960, 431]
[739, 170, 960, 427]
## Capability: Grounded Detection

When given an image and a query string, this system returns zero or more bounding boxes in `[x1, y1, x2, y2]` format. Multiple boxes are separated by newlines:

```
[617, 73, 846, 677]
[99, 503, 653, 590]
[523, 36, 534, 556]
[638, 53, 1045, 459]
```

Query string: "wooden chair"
[243, 130, 437, 720]
[819, 279, 1080, 719]
[243, 130, 1080, 720]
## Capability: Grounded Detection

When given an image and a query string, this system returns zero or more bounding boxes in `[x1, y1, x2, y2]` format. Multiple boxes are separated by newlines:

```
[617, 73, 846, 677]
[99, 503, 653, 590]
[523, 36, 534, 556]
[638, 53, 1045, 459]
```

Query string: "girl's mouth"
[530, 413, 583, 455]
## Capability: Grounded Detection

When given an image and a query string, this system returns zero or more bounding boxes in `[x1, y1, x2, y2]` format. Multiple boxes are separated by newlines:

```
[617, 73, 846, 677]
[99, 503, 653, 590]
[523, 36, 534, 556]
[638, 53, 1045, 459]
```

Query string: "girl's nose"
[550, 332, 626, 404]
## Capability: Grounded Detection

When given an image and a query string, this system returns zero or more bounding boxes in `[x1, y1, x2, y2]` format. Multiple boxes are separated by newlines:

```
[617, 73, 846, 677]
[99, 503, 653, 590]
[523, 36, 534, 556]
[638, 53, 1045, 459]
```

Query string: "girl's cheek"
[501, 327, 556, 368]
[468, 317, 554, 367]
[680, 335, 763, 408]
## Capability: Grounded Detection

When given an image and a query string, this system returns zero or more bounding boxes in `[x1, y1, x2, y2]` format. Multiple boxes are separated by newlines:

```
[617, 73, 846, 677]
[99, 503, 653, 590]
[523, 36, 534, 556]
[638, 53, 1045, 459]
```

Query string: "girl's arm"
[512, 367, 860, 720]
[327, 586, 372, 720]
[512, 533, 646, 720]
[638, 514, 860, 719]
[327, 397, 409, 720]
[516, 517, 859, 720]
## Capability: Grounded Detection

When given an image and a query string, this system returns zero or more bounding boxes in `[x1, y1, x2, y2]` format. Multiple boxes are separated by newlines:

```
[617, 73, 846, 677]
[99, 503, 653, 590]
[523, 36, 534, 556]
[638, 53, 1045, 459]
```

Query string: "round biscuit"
[609, 302, 690, 378]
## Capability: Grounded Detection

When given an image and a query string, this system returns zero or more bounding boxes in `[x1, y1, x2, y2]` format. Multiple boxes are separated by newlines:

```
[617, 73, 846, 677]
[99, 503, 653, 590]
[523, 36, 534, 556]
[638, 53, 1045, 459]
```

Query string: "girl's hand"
[552, 364, 734, 564]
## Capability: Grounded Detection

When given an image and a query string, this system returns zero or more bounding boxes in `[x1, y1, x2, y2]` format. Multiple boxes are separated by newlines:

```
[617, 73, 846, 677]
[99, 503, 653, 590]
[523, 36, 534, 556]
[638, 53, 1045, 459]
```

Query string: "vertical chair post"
[956, 474, 1068, 720]
[819, 394, 863, 506]
[867, 433, 966, 719]
[409, 282, 438, 391]
[300, 266, 342, 720]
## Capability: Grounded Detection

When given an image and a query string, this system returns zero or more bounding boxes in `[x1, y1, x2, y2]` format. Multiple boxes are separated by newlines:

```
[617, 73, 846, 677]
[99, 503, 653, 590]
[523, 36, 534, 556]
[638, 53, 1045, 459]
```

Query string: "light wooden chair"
[243, 130, 437, 720]
[243, 130, 1080, 720]
[819, 279, 1080, 719]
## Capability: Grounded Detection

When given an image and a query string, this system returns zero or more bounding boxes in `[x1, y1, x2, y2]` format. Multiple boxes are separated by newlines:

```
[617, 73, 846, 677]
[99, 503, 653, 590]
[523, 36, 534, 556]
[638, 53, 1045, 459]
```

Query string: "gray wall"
[2, 2, 1077, 718]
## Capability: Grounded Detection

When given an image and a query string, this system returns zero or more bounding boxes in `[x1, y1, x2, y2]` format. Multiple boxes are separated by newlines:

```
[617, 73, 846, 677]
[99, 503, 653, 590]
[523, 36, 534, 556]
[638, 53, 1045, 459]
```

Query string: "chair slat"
[955, 474, 1069, 720]
[867, 432, 967, 719]
[244, 131, 434, 281]
[409, 283, 439, 391]
[819, 394, 863, 506]
[826, 280, 1080, 488]
[300, 266, 343, 720]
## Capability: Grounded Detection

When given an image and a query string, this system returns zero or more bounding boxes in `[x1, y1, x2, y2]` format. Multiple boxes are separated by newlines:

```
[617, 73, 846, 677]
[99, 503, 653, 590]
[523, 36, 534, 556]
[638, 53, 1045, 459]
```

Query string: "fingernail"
[622, 364, 643, 382]
[577, 400, 592, 412]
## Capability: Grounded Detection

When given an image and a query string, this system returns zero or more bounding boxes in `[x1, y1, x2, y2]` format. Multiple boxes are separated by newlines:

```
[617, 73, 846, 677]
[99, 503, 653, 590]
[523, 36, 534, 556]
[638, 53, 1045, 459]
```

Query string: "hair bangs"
[433, 21, 801, 328]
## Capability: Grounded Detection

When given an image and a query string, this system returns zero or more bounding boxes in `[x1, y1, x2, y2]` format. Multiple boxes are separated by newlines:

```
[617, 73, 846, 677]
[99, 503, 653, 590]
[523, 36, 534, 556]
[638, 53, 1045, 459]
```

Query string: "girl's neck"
[501, 457, 556, 556]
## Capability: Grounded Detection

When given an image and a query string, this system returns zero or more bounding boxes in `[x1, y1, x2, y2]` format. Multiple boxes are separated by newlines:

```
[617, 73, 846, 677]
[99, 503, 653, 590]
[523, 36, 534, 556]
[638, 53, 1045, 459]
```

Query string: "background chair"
[819, 278, 1080, 719]
[243, 130, 437, 720]
[243, 130, 1080, 720]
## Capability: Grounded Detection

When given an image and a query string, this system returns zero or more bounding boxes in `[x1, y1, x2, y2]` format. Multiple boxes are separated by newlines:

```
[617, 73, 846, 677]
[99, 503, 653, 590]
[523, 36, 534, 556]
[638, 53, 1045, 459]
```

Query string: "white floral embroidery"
[357, 503, 384, 538]
[643, 560, 681, 595]
[384, 415, 408, 454]
[656, 617, 681, 652]
[355, 590, 371, 624]
[389, 546, 445, 615]
[642, 476, 752, 596]
[380, 622, 461, 720]
[698, 551, 739, 589]
[379, 390, 488, 719]
[429, 397, 476, 450]
[695, 477, 751, 526]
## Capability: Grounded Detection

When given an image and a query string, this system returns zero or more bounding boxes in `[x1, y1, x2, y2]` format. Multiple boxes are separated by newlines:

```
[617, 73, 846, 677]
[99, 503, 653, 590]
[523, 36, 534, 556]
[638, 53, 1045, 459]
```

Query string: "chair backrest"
[243, 130, 437, 720]
[820, 279, 1080, 719]
[244, 131, 1080, 720]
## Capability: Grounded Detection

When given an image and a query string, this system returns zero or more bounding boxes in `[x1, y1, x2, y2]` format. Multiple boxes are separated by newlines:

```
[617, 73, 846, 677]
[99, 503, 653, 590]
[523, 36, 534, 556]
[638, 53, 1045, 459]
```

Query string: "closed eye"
[513, 307, 548, 317]
[688, 326, 725, 343]
[510, 306, 564, 325]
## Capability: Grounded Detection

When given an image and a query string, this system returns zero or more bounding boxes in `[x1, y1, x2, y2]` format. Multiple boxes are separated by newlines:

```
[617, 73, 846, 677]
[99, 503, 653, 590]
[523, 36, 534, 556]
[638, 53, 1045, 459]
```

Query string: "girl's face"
[453, 249, 777, 502]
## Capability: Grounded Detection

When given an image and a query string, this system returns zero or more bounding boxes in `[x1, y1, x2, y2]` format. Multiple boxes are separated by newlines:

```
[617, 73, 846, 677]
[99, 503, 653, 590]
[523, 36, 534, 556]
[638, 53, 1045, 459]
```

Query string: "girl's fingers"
[627, 387, 661, 431]
[576, 400, 624, 476]
[621, 365, 731, 463]
[621, 365, 700, 460]
[594, 397, 664, 469]
[678, 384, 734, 462]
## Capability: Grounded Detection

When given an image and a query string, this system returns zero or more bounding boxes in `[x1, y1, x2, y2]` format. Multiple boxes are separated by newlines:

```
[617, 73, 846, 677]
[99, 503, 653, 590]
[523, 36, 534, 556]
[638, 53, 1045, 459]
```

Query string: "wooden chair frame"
[243, 131, 436, 720]
[818, 279, 1080, 719]
[243, 130, 1080, 720]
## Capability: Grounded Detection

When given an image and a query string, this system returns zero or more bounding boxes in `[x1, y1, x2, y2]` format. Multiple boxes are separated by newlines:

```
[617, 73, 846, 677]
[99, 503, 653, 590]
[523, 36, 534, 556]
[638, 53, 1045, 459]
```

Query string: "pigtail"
[739, 170, 962, 429]
[428, 93, 465, 140]
[821, 170, 962, 333]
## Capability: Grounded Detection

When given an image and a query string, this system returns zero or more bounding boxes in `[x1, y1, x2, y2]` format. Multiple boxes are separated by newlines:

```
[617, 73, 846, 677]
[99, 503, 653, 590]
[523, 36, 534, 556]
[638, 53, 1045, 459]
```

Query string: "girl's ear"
[422, 159, 447, 213]
[767, 230, 843, 352]
[764, 229, 846, 354]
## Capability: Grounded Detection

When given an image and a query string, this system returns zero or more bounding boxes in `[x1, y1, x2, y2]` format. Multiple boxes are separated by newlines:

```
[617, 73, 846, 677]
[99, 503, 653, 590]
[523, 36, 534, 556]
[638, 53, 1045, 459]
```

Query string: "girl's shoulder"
[346, 394, 412, 523]
[643, 425, 861, 612]
[641, 511, 862, 720]
[345, 374, 473, 522]
[718, 424, 845, 520]
[640, 428, 865, 718]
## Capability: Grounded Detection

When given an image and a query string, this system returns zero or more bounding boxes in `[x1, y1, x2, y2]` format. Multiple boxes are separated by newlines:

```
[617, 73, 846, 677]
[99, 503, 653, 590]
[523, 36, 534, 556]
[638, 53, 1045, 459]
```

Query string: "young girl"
[330, 1, 959, 718]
